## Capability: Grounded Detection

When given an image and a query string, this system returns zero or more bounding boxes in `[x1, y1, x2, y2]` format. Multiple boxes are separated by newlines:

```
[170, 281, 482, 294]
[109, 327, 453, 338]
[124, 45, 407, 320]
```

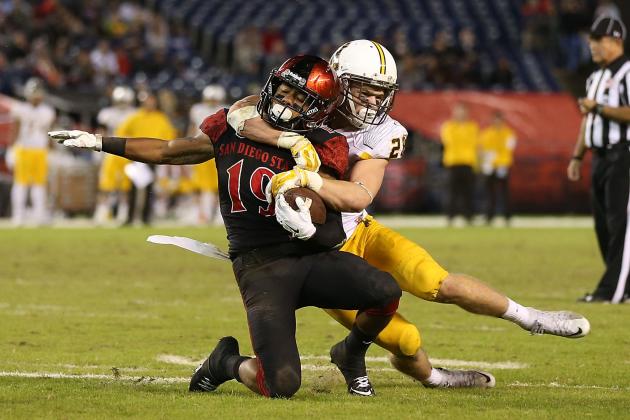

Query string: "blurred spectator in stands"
[488, 57, 514, 90]
[145, 13, 169, 51]
[116, 90, 176, 226]
[8, 78, 56, 226]
[594, 0, 621, 19]
[440, 102, 479, 226]
[5, 30, 29, 63]
[521, 0, 556, 52]
[390, 28, 411, 60]
[263, 38, 288, 76]
[30, 37, 64, 88]
[90, 39, 119, 86]
[261, 24, 283, 54]
[0, 52, 14, 95]
[65, 48, 95, 90]
[233, 25, 262, 76]
[558, 0, 592, 71]
[398, 53, 424, 91]
[425, 30, 458, 87]
[480, 111, 516, 226]
[454, 28, 482, 88]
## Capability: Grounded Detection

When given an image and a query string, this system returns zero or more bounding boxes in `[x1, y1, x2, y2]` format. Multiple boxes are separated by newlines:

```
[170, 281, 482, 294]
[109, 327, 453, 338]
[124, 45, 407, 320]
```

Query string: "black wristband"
[571, 155, 583, 161]
[102, 137, 127, 156]
[595, 104, 604, 115]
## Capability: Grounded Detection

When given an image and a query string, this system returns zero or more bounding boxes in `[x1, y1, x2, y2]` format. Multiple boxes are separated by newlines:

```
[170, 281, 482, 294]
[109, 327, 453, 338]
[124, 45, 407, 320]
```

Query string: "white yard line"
[156, 354, 528, 370]
[508, 381, 630, 391]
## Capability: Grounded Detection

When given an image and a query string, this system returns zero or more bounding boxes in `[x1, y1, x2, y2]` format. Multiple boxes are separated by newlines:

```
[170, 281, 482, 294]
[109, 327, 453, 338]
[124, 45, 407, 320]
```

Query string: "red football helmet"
[257, 55, 341, 132]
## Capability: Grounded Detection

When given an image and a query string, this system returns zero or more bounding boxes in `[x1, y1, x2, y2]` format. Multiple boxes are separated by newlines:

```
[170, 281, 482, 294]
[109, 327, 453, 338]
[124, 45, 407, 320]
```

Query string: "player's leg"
[325, 308, 494, 387]
[300, 251, 400, 395]
[190, 256, 303, 398]
[29, 149, 48, 225]
[354, 219, 590, 337]
[11, 147, 28, 226]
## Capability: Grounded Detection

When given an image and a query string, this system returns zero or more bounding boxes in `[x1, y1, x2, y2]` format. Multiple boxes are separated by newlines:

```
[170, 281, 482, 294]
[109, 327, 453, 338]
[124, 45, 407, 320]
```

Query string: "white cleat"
[527, 309, 590, 338]
[423, 368, 496, 388]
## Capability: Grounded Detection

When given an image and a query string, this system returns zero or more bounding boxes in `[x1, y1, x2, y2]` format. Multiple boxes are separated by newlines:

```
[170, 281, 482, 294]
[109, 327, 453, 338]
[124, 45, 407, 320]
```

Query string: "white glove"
[227, 105, 259, 134]
[274, 194, 316, 240]
[48, 130, 102, 151]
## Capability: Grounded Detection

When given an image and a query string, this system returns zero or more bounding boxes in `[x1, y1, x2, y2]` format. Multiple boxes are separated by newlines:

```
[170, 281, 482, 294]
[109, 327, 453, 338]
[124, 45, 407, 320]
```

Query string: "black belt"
[232, 241, 310, 266]
[593, 142, 630, 157]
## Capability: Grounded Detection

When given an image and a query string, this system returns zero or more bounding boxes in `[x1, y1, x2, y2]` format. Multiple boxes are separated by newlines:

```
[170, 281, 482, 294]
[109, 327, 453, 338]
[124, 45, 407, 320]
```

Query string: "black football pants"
[231, 248, 401, 398]
[591, 144, 630, 303]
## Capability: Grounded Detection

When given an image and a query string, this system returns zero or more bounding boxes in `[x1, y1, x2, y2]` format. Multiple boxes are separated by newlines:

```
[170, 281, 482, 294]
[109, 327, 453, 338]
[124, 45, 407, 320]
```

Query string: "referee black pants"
[591, 144, 630, 302]
[232, 246, 401, 398]
[447, 165, 475, 223]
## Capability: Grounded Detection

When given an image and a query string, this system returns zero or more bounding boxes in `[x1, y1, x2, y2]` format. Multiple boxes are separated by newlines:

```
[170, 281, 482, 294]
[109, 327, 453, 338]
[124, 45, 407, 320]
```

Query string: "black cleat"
[330, 340, 375, 396]
[189, 336, 240, 392]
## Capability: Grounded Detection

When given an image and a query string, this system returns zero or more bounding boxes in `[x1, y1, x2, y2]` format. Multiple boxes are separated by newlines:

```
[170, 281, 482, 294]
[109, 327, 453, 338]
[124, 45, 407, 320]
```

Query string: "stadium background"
[0, 0, 628, 218]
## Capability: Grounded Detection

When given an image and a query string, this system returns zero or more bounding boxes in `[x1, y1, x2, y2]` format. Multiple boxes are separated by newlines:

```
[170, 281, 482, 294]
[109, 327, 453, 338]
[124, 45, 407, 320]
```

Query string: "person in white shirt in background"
[93, 86, 136, 225]
[187, 84, 227, 225]
[9, 78, 56, 226]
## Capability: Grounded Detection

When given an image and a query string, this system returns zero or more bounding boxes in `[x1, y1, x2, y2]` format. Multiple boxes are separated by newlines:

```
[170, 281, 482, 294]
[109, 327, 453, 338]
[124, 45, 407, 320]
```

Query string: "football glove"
[264, 167, 323, 203]
[277, 132, 321, 172]
[48, 130, 102, 151]
[274, 194, 316, 240]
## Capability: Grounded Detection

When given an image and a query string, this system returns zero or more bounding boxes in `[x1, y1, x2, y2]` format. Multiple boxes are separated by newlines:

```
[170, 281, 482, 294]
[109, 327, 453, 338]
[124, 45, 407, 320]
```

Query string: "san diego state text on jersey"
[200, 109, 349, 256]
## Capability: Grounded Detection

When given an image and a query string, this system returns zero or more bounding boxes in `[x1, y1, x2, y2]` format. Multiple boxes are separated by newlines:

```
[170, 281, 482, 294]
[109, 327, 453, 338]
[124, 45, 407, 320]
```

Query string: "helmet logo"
[281, 69, 306, 87]
[305, 107, 319, 116]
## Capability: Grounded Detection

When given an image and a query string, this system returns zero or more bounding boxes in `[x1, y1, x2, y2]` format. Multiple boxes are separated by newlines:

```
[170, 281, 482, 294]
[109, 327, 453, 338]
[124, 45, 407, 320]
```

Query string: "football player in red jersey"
[50, 55, 401, 398]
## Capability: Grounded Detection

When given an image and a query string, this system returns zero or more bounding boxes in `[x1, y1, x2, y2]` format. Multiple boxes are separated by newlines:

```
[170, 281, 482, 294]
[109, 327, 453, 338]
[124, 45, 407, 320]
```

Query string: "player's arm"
[567, 117, 587, 181]
[228, 99, 321, 171]
[49, 130, 214, 164]
[317, 159, 388, 212]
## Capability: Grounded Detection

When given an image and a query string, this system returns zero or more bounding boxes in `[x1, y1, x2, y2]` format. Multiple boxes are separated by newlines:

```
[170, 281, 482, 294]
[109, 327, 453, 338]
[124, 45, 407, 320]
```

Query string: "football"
[283, 187, 327, 224]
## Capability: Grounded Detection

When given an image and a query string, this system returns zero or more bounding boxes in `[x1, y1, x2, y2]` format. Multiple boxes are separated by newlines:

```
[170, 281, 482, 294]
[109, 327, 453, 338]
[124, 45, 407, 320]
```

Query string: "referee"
[567, 15, 630, 304]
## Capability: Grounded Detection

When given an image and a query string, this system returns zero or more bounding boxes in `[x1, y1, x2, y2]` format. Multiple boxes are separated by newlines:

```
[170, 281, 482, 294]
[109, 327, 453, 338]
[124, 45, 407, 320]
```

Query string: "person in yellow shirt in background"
[440, 102, 479, 226]
[480, 111, 516, 226]
[116, 90, 177, 225]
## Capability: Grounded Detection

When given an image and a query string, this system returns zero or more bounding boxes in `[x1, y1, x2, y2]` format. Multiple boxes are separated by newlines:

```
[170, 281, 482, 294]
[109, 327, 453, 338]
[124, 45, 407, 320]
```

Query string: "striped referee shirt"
[585, 55, 630, 148]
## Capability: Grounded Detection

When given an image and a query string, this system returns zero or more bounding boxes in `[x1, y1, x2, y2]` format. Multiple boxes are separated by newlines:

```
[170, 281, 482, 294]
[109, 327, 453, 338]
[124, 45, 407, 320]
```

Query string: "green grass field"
[1, 226, 629, 419]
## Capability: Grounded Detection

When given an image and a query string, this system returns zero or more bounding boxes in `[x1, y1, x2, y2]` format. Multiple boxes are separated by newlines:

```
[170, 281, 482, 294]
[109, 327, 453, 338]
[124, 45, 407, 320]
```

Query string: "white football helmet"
[111, 86, 135, 105]
[23, 77, 46, 101]
[329, 40, 398, 128]
[202, 84, 226, 103]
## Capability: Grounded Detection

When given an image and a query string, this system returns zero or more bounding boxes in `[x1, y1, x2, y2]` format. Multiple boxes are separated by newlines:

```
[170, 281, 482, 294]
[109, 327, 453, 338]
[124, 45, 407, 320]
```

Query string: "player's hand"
[274, 194, 316, 240]
[48, 130, 102, 151]
[578, 98, 596, 115]
[567, 158, 582, 181]
[277, 132, 321, 172]
[264, 167, 323, 203]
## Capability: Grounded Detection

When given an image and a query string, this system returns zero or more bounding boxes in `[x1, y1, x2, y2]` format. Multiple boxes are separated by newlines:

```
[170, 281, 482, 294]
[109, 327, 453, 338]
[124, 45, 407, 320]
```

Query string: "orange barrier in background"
[378, 92, 592, 213]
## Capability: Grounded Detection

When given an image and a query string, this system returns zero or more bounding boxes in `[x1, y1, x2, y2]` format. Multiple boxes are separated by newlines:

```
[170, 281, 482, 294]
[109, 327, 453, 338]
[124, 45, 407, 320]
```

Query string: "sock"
[501, 298, 533, 329]
[423, 367, 447, 386]
[225, 355, 251, 383]
[345, 324, 374, 358]
[11, 183, 27, 225]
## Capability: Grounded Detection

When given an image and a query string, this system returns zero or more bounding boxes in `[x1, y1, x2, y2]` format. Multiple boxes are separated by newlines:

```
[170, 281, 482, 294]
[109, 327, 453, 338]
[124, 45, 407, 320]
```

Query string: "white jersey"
[97, 105, 136, 135]
[189, 102, 227, 133]
[335, 115, 408, 237]
[11, 101, 56, 149]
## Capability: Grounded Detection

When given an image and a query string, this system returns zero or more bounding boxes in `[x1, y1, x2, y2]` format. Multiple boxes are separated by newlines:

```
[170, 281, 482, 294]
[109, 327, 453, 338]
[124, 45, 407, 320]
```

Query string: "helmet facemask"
[338, 75, 397, 129]
[258, 72, 335, 133]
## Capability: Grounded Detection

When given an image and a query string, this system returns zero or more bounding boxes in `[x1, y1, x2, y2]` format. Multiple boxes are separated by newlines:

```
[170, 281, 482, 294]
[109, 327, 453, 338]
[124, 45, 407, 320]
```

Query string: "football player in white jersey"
[187, 85, 227, 224]
[94, 86, 136, 224]
[227, 40, 590, 388]
[8, 78, 56, 226]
